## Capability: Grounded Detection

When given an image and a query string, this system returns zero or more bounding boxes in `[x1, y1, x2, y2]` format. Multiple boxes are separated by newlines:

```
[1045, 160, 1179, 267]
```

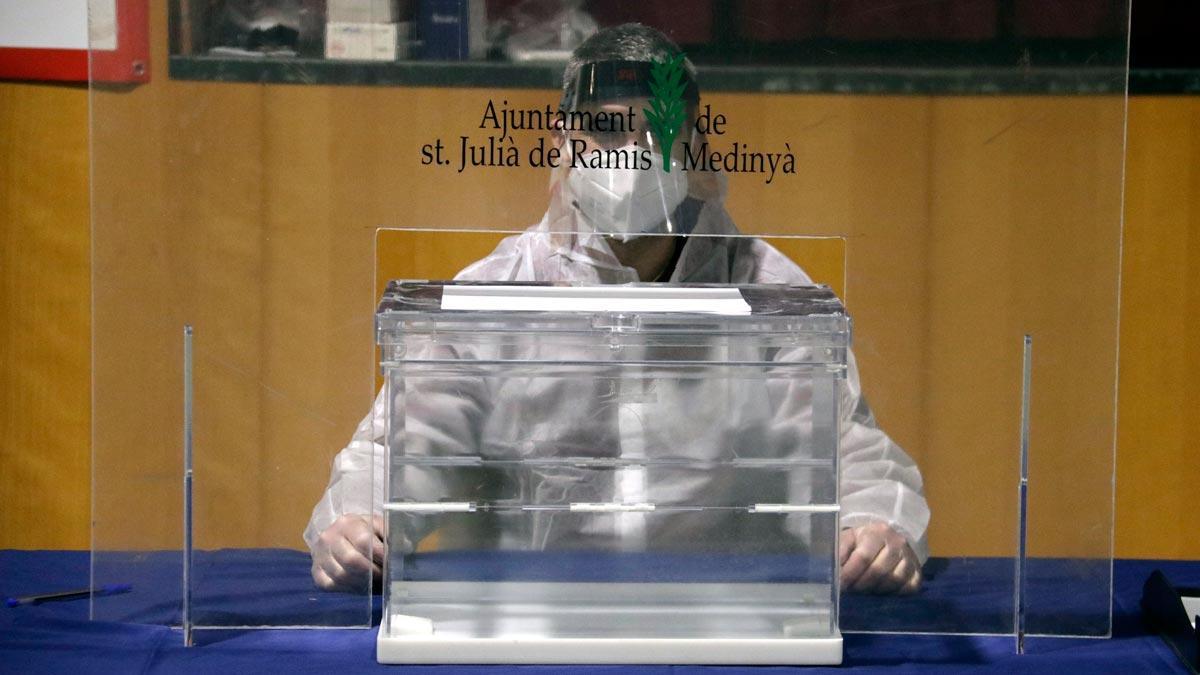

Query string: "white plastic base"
[377, 631, 843, 665]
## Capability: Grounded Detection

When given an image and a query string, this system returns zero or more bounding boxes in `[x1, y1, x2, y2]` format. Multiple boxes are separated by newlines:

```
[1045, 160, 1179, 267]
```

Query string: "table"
[1, 550, 1193, 673]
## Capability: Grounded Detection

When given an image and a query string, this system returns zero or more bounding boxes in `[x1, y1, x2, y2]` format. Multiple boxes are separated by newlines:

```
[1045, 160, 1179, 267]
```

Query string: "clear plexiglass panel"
[91, 0, 1126, 642]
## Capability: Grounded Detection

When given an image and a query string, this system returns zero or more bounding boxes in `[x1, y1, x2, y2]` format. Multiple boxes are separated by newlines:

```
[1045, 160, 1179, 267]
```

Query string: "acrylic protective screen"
[90, 0, 1126, 638]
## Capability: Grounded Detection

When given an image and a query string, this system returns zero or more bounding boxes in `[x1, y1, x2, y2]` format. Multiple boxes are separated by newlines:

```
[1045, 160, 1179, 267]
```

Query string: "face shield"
[551, 60, 703, 242]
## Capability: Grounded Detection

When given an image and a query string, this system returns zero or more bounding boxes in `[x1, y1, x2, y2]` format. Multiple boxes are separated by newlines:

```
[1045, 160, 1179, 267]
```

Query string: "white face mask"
[566, 145, 688, 241]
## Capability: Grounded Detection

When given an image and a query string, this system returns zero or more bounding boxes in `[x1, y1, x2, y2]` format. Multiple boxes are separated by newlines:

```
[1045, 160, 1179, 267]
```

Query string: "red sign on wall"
[0, 0, 149, 84]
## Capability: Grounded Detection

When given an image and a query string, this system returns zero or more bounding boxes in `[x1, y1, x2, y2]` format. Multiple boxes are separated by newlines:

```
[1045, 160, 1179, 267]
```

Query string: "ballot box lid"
[376, 281, 851, 362]
[378, 280, 846, 325]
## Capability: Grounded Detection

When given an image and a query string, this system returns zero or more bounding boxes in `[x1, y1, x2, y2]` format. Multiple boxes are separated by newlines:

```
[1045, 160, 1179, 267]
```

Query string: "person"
[306, 24, 929, 597]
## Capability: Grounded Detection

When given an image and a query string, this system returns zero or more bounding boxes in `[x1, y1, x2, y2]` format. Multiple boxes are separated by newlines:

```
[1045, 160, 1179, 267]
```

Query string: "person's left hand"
[311, 514, 385, 593]
[839, 522, 922, 595]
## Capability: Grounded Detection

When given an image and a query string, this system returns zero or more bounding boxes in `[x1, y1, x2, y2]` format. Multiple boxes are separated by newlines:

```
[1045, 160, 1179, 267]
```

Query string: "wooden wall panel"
[82, 84, 939, 553]
[1115, 97, 1200, 560]
[0, 3, 1195, 560]
[925, 97, 1126, 558]
[0, 82, 90, 549]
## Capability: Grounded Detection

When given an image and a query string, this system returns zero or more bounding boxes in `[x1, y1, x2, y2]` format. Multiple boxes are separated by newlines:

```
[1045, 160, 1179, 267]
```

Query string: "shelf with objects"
[167, 0, 1139, 95]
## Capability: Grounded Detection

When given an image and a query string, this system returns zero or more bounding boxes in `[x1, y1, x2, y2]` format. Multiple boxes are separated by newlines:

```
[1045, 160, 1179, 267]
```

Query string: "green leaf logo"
[642, 53, 687, 173]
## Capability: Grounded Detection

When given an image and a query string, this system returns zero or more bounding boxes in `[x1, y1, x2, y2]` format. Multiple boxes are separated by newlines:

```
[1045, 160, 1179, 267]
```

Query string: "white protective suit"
[306, 154, 931, 563]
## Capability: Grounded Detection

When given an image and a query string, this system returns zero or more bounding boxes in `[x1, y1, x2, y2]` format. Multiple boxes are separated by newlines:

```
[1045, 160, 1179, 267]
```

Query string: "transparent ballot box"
[375, 281, 847, 664]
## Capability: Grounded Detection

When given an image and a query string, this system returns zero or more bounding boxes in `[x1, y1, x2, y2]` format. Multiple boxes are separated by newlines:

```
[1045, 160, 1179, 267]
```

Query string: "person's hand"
[839, 522, 922, 595]
[311, 514, 385, 592]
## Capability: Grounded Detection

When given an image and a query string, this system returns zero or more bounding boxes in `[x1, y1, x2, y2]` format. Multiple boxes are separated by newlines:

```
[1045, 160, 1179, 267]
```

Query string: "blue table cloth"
[1, 550, 1194, 674]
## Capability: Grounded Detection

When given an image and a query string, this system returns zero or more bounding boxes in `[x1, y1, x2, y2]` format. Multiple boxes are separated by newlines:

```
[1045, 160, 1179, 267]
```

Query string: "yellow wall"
[0, 8, 1196, 559]
[85, 84, 1122, 557]
[1117, 97, 1200, 559]
[0, 82, 90, 550]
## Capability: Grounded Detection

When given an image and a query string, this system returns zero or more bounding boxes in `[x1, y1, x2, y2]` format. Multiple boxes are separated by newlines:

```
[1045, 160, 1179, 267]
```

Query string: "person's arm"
[836, 350, 929, 594]
[305, 389, 388, 592]
[306, 344, 490, 592]
[769, 344, 929, 594]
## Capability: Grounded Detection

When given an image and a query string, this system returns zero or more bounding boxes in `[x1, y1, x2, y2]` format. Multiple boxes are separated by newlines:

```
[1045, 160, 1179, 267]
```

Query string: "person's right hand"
[311, 514, 385, 592]
[839, 522, 922, 595]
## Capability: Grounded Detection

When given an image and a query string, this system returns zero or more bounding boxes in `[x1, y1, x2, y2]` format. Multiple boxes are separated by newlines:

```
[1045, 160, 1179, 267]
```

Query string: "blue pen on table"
[6, 584, 132, 608]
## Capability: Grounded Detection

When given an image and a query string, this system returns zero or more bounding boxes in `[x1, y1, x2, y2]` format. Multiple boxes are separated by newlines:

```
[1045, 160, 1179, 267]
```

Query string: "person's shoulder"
[694, 205, 813, 286]
[737, 237, 815, 285]
[453, 224, 545, 281]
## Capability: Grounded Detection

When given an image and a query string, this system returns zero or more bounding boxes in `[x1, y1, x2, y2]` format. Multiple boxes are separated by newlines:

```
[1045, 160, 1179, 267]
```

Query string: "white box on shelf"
[327, 0, 403, 23]
[325, 21, 411, 61]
